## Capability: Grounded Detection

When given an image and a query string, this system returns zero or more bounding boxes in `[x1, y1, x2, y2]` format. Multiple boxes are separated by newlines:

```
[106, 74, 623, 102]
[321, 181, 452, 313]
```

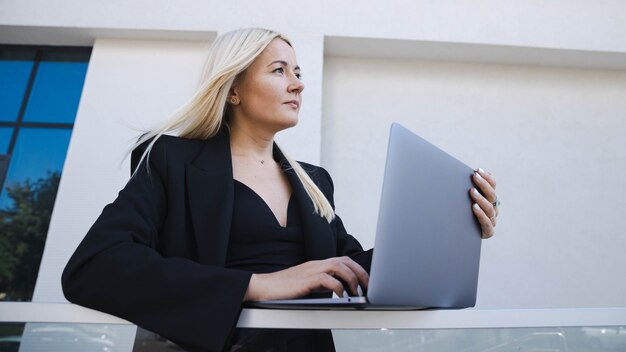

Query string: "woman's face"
[230, 38, 305, 134]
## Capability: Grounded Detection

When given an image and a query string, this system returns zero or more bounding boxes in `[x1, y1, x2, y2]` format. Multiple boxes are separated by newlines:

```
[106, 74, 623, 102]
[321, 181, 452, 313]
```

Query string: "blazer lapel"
[274, 145, 336, 261]
[185, 131, 234, 266]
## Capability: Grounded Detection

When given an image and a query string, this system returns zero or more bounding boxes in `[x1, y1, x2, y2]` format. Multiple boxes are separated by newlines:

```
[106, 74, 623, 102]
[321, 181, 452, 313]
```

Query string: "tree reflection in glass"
[0, 172, 60, 301]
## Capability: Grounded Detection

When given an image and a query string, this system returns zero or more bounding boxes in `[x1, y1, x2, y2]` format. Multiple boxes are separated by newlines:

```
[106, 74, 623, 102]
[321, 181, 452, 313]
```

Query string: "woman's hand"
[470, 167, 499, 239]
[243, 256, 369, 302]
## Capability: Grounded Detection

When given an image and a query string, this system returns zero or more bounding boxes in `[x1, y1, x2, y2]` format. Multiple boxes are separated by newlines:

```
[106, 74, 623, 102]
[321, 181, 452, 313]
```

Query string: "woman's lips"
[285, 100, 299, 109]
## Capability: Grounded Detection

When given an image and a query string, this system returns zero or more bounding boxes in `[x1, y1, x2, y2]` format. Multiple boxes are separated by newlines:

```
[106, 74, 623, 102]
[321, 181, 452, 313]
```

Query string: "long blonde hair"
[133, 28, 335, 222]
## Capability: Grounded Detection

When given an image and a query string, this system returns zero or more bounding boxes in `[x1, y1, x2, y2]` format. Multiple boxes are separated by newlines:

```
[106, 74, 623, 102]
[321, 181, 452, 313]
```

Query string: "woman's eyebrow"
[267, 60, 301, 71]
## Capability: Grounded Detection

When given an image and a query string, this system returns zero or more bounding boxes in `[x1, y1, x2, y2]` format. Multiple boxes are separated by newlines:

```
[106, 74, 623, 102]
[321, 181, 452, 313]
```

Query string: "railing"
[2, 302, 624, 328]
[1, 303, 625, 351]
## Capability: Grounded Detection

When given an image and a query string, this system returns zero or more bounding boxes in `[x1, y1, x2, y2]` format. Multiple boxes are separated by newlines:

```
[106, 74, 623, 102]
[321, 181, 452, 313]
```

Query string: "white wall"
[322, 56, 626, 308]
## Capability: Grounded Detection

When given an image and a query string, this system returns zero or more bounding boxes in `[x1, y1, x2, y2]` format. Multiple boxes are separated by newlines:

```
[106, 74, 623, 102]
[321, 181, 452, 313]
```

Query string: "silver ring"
[491, 197, 500, 208]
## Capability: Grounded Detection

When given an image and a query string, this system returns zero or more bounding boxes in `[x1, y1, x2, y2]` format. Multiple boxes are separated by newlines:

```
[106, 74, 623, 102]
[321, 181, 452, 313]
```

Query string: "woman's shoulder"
[137, 134, 206, 153]
[131, 135, 209, 173]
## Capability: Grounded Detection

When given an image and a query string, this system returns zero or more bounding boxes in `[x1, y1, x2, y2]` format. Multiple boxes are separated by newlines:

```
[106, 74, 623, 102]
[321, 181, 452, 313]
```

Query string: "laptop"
[248, 123, 482, 309]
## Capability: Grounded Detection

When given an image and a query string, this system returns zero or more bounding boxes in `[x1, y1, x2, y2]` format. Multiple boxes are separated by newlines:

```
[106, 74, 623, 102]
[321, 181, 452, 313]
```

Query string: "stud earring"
[230, 97, 239, 104]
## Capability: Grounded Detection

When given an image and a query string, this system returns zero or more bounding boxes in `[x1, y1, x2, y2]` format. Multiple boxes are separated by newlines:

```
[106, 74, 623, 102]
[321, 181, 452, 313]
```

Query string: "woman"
[62, 28, 499, 352]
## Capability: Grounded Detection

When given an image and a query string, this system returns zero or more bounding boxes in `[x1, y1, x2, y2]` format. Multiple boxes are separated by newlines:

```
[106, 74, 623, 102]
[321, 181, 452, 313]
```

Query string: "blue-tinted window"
[23, 52, 89, 123]
[0, 127, 13, 153]
[0, 50, 35, 122]
[0, 45, 90, 302]
[0, 128, 73, 209]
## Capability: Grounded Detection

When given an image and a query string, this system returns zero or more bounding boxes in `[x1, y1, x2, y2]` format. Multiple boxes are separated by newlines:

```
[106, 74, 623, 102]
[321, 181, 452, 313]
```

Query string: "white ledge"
[237, 307, 626, 329]
[1, 302, 625, 329]
[0, 25, 216, 46]
[2, 25, 624, 71]
[325, 36, 626, 71]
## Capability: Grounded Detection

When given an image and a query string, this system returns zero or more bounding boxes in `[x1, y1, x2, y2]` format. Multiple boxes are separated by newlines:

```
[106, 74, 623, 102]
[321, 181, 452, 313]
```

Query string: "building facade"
[1, 1, 626, 350]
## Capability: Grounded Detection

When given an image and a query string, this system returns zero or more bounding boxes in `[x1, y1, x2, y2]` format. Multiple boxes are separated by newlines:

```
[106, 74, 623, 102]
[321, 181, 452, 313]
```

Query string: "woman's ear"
[228, 88, 240, 105]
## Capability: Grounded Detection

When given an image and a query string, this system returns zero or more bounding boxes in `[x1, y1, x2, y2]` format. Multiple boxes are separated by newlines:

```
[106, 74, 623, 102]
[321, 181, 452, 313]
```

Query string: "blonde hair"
[133, 28, 335, 222]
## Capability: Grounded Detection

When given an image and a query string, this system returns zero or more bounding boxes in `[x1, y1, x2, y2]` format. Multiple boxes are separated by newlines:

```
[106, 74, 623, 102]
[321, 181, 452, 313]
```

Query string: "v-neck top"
[225, 179, 306, 273]
[224, 180, 335, 351]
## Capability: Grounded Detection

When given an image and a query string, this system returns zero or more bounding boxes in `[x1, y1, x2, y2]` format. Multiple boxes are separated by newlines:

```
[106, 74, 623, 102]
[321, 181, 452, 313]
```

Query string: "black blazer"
[62, 130, 372, 352]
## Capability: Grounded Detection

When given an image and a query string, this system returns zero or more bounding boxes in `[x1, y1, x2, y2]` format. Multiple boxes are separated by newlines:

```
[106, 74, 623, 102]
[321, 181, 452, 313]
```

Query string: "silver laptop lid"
[368, 123, 482, 308]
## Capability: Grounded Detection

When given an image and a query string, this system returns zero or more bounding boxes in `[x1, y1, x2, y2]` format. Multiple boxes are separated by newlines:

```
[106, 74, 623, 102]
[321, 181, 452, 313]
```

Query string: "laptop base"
[246, 298, 426, 310]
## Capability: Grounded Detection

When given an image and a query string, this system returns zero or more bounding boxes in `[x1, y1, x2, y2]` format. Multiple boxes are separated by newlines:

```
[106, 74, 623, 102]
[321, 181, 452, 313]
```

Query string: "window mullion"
[7, 49, 42, 156]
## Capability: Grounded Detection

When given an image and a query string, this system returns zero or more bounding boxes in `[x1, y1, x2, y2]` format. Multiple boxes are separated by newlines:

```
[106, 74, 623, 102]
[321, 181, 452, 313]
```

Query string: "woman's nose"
[289, 75, 304, 93]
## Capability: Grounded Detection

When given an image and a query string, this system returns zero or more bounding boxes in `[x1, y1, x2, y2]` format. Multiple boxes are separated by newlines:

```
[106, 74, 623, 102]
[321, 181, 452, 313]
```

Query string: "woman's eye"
[273, 67, 302, 80]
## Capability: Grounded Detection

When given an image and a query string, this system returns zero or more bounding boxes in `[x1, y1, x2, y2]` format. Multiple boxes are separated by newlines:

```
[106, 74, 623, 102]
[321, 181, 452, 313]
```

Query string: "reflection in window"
[0, 50, 35, 122]
[333, 326, 626, 352]
[0, 128, 12, 154]
[0, 322, 24, 352]
[1, 323, 136, 352]
[0, 128, 73, 208]
[0, 45, 90, 302]
[23, 52, 89, 124]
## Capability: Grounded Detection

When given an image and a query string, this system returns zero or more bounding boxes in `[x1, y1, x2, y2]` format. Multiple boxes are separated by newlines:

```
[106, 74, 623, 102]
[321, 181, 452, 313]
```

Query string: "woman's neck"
[229, 122, 275, 163]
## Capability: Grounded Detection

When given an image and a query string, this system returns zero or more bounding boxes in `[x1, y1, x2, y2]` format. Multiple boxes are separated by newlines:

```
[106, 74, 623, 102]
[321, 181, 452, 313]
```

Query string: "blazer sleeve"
[319, 167, 374, 273]
[62, 139, 252, 352]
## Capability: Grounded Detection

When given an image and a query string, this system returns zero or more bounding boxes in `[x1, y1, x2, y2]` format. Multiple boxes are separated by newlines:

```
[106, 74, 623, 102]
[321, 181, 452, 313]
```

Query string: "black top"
[226, 179, 306, 273]
[225, 179, 335, 352]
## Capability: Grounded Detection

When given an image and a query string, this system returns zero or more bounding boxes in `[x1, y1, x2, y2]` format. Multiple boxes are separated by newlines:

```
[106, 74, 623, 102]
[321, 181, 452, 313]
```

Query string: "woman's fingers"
[470, 188, 497, 220]
[476, 167, 496, 189]
[312, 273, 346, 298]
[471, 168, 499, 239]
[342, 257, 370, 290]
[322, 261, 358, 295]
[472, 169, 497, 203]
[472, 203, 495, 238]
[321, 257, 368, 295]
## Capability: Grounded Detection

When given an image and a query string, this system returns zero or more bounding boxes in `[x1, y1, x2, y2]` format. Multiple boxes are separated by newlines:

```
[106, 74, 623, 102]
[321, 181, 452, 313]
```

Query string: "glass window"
[0, 45, 90, 302]
[0, 128, 72, 209]
[0, 128, 13, 154]
[23, 51, 89, 124]
[332, 326, 620, 352]
[0, 322, 24, 351]
[0, 128, 72, 301]
[2, 322, 626, 352]
[0, 50, 35, 122]
[0, 323, 136, 352]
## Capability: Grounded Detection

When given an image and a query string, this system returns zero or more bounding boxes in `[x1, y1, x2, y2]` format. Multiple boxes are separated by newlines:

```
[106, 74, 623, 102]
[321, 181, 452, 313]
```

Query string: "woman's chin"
[275, 116, 299, 131]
